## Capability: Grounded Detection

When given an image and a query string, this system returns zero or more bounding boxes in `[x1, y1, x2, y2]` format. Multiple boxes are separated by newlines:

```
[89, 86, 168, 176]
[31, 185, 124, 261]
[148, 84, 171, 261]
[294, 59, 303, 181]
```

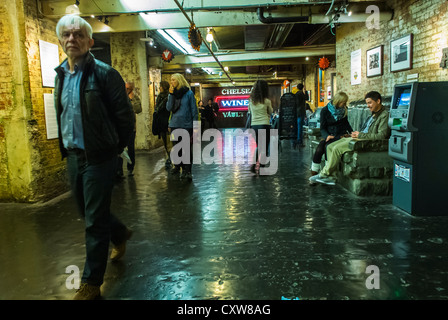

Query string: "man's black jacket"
[54, 52, 134, 164]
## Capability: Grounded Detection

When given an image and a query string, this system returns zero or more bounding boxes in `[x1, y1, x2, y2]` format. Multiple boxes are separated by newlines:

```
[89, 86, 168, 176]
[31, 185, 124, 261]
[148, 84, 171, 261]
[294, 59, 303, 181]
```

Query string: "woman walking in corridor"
[248, 80, 273, 174]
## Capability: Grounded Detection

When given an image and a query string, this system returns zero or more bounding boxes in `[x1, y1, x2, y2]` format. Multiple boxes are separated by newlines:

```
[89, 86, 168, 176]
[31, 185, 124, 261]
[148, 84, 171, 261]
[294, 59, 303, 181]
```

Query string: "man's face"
[366, 98, 381, 113]
[125, 83, 133, 94]
[59, 25, 94, 60]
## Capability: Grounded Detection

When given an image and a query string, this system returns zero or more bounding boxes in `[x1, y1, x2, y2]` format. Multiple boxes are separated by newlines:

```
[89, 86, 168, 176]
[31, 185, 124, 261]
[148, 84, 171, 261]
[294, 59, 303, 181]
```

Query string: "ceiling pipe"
[172, 0, 234, 85]
[257, 7, 309, 24]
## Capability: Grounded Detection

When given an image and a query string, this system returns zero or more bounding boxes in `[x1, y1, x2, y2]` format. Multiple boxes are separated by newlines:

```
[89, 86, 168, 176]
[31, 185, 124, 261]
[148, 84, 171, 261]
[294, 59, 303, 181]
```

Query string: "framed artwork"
[390, 34, 413, 72]
[366, 45, 383, 77]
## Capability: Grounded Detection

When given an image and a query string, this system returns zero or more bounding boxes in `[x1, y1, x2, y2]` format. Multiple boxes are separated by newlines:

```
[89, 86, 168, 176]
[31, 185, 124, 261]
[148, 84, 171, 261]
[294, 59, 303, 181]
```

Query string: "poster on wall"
[43, 93, 58, 139]
[39, 40, 60, 88]
[351, 49, 362, 85]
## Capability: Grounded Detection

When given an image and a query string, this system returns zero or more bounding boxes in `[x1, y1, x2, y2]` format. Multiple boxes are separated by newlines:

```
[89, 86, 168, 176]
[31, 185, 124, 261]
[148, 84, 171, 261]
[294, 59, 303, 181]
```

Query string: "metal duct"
[257, 7, 309, 24]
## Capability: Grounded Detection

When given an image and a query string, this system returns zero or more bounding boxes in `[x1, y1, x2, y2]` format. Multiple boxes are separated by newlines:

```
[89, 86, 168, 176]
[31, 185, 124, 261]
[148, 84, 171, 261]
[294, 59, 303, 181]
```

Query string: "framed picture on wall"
[366, 45, 383, 77]
[390, 34, 413, 72]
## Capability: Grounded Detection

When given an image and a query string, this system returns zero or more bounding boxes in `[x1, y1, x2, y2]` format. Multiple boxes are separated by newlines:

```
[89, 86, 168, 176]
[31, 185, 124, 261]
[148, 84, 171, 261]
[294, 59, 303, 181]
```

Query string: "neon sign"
[221, 88, 252, 95]
[215, 95, 250, 112]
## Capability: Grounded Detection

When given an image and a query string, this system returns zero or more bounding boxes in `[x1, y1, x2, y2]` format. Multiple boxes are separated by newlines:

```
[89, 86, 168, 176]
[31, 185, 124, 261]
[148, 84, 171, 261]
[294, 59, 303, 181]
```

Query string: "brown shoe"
[311, 171, 318, 176]
[110, 228, 133, 262]
[73, 283, 101, 300]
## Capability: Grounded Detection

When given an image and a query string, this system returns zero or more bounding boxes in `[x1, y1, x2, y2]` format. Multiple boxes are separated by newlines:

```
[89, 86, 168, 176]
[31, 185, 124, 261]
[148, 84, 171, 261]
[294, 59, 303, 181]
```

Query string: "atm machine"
[388, 82, 448, 216]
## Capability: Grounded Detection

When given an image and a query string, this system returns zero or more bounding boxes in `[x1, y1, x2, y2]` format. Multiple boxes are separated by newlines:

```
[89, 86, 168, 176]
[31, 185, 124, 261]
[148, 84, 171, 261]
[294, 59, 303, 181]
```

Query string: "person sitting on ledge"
[310, 91, 353, 176]
[309, 91, 390, 186]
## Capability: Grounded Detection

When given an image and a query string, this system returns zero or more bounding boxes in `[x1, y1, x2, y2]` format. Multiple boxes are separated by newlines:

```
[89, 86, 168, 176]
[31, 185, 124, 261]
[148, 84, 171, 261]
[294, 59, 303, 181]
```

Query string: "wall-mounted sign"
[351, 49, 362, 85]
[39, 40, 59, 87]
[215, 95, 250, 112]
[221, 88, 252, 95]
[43, 93, 58, 139]
[162, 49, 174, 62]
[222, 111, 245, 118]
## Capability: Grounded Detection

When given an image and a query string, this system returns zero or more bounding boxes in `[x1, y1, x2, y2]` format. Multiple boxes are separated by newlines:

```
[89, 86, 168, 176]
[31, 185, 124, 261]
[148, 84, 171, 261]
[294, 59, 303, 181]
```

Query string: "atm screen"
[396, 90, 411, 109]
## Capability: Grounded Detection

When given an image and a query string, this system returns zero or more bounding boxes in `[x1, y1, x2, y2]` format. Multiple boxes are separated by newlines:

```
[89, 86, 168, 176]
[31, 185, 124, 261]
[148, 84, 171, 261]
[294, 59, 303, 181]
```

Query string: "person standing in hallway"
[205, 98, 218, 129]
[198, 100, 206, 133]
[153, 80, 173, 169]
[309, 92, 352, 176]
[166, 73, 198, 181]
[117, 81, 142, 178]
[294, 83, 309, 148]
[248, 79, 273, 174]
[54, 15, 134, 300]
[309, 91, 390, 186]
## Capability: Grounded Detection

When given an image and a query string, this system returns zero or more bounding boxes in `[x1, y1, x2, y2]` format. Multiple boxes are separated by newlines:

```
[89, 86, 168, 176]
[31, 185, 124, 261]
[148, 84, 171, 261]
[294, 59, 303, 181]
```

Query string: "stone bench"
[307, 97, 393, 196]
[337, 139, 392, 196]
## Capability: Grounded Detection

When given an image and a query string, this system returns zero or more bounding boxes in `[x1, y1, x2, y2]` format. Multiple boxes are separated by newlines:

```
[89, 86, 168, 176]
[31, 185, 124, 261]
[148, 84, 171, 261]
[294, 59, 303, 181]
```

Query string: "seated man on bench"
[309, 91, 390, 186]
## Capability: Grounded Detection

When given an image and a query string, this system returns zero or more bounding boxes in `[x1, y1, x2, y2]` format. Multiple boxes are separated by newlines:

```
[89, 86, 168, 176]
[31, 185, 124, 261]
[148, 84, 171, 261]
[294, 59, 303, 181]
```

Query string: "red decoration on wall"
[319, 57, 330, 70]
[162, 49, 174, 62]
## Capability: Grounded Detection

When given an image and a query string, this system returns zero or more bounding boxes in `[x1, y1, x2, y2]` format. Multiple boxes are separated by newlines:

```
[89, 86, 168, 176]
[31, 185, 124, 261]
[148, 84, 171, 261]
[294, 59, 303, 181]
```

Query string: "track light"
[206, 28, 214, 43]
[66, 0, 80, 14]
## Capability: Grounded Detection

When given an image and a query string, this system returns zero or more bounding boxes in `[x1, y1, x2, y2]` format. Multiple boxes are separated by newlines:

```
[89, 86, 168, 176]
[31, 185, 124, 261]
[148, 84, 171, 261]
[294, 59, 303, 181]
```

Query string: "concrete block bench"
[337, 139, 393, 196]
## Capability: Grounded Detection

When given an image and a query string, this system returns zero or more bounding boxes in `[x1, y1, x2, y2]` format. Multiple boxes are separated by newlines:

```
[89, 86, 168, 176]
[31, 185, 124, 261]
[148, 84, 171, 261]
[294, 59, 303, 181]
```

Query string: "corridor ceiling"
[39, 0, 393, 85]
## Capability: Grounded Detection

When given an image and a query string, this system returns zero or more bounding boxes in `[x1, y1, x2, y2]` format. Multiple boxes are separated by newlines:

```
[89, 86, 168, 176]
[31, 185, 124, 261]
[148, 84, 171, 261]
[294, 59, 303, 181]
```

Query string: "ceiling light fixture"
[65, 0, 80, 14]
[206, 28, 214, 43]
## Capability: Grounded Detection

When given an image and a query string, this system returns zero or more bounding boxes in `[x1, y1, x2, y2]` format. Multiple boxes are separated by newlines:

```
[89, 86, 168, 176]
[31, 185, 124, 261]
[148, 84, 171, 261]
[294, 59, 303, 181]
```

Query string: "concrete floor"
[1, 132, 448, 300]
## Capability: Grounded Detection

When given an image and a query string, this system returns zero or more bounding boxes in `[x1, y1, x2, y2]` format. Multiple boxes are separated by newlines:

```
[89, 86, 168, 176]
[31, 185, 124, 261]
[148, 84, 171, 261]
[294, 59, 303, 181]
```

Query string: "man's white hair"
[56, 14, 93, 39]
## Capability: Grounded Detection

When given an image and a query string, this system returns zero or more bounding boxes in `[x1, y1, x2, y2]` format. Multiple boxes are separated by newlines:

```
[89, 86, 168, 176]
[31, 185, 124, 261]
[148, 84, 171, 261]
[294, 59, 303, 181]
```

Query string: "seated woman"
[310, 92, 352, 176]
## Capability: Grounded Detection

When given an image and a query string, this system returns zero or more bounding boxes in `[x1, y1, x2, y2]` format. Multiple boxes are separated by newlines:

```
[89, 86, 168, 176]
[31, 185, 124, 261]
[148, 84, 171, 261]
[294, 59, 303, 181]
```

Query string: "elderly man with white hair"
[54, 14, 134, 300]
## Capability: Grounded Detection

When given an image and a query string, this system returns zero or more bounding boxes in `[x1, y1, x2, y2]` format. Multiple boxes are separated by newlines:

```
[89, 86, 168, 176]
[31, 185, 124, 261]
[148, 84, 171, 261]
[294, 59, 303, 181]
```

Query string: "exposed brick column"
[110, 32, 162, 150]
[0, 0, 68, 202]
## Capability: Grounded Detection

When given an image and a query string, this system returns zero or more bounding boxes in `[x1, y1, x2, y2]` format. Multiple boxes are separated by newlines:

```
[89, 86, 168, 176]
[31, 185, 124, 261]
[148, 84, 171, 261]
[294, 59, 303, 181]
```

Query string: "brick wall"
[23, 0, 68, 201]
[0, 0, 68, 202]
[0, 2, 12, 198]
[335, 0, 448, 101]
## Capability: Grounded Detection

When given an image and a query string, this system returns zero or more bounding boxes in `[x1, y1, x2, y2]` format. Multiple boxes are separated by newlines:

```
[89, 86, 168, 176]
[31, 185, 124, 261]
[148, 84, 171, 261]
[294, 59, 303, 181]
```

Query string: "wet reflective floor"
[1, 131, 448, 300]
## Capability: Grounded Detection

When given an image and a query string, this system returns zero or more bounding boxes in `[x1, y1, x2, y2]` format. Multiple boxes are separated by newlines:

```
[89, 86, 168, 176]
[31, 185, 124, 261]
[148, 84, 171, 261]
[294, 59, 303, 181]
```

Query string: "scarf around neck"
[327, 101, 346, 121]
[172, 86, 189, 99]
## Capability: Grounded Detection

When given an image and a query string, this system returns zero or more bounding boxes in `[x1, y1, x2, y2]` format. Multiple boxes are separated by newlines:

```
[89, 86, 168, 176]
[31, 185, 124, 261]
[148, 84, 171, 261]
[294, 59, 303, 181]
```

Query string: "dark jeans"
[297, 116, 304, 144]
[312, 137, 338, 163]
[251, 124, 271, 163]
[170, 127, 193, 173]
[67, 150, 128, 286]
